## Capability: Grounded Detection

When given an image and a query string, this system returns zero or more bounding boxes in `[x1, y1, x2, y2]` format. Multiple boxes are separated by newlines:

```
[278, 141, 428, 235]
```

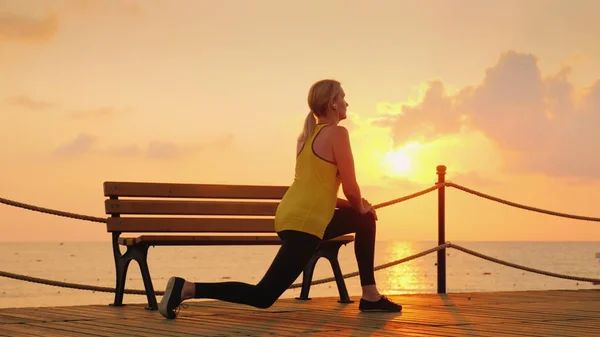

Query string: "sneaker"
[359, 295, 402, 312]
[158, 276, 186, 319]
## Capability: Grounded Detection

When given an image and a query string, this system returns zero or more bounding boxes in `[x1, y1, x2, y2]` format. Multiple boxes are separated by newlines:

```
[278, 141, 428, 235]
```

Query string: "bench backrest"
[104, 181, 289, 234]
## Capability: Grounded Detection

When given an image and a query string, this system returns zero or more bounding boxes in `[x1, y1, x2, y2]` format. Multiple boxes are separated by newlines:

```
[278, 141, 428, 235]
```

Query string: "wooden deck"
[1, 290, 599, 336]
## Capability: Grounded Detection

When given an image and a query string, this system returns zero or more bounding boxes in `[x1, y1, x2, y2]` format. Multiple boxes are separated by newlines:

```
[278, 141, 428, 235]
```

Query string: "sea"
[1, 241, 599, 309]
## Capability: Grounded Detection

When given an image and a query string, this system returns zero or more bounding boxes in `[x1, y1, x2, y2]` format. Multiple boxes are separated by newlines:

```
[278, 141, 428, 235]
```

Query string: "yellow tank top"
[274, 124, 341, 239]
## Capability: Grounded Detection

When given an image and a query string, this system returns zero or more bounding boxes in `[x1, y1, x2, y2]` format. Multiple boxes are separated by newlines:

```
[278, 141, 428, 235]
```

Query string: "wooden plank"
[71, 319, 200, 337]
[0, 307, 83, 322]
[0, 323, 92, 337]
[114, 319, 219, 337]
[106, 217, 276, 233]
[0, 325, 42, 337]
[31, 321, 146, 337]
[118, 234, 355, 246]
[52, 305, 156, 322]
[105, 199, 279, 216]
[104, 181, 288, 199]
[0, 313, 37, 324]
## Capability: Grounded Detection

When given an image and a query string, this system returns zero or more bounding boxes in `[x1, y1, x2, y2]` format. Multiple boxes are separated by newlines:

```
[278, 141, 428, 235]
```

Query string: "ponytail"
[299, 79, 341, 144]
[297, 111, 316, 144]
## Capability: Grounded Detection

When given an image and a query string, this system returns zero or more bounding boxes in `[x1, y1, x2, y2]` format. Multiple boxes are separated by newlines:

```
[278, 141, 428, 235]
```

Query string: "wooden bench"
[103, 181, 355, 310]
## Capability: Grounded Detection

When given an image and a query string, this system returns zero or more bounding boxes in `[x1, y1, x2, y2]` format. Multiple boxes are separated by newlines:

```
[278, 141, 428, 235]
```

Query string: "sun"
[379, 141, 428, 179]
[382, 147, 413, 177]
[389, 151, 411, 173]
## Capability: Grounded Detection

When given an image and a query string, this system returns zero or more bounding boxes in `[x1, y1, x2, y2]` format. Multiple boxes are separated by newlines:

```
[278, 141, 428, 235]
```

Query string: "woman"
[159, 79, 402, 319]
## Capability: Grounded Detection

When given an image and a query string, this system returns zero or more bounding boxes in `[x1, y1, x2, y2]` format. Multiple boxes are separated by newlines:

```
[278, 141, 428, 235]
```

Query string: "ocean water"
[1, 241, 599, 309]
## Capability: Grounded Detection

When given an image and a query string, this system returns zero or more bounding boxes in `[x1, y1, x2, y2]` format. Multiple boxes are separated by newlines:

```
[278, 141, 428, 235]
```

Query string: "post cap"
[436, 165, 447, 173]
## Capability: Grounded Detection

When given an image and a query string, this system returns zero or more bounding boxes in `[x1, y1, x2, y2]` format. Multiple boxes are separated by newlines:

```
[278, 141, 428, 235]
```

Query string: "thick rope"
[3, 242, 599, 296]
[446, 182, 600, 222]
[448, 243, 600, 284]
[0, 244, 450, 295]
[3, 181, 599, 224]
[373, 183, 445, 209]
[0, 270, 149, 295]
[0, 197, 105, 223]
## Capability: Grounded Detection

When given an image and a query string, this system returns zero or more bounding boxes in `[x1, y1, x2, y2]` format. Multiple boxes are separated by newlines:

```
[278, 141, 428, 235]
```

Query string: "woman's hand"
[361, 198, 378, 221]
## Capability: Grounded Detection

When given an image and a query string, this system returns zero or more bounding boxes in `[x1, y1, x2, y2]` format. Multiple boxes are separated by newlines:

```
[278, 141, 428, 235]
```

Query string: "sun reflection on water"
[378, 241, 435, 295]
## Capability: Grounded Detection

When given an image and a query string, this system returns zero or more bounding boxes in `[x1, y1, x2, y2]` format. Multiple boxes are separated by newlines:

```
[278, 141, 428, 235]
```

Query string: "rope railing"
[0, 244, 451, 295]
[1, 169, 599, 299]
[0, 196, 105, 223]
[0, 182, 446, 222]
[3, 181, 598, 224]
[446, 182, 600, 222]
[373, 183, 446, 209]
[448, 243, 600, 284]
[1, 242, 598, 297]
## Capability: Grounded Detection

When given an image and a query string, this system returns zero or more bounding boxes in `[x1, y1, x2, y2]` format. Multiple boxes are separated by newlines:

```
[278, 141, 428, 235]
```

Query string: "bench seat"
[119, 234, 355, 246]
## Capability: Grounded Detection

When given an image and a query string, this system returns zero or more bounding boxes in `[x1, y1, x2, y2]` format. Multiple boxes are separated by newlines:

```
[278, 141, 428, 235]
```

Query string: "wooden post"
[436, 165, 447, 294]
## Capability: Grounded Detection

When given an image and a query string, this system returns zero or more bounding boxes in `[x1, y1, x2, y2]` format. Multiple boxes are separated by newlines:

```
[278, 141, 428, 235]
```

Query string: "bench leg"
[128, 244, 158, 311]
[295, 254, 320, 301]
[327, 255, 353, 304]
[110, 232, 129, 308]
[110, 233, 158, 310]
[111, 254, 132, 308]
[321, 241, 353, 304]
[295, 241, 354, 304]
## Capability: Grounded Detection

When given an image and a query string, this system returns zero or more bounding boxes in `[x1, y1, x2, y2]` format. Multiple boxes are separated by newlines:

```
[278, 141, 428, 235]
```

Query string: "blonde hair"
[297, 79, 342, 144]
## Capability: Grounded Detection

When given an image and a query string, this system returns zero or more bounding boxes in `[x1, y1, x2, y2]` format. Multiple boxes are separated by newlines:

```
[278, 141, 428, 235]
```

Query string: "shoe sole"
[158, 277, 178, 319]
[359, 308, 402, 312]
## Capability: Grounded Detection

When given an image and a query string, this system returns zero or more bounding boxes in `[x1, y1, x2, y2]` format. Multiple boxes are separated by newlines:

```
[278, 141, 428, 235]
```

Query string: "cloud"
[107, 144, 142, 157]
[460, 51, 551, 152]
[107, 134, 236, 160]
[375, 80, 462, 145]
[0, 13, 59, 43]
[373, 50, 600, 180]
[4, 95, 56, 110]
[69, 107, 127, 119]
[53, 134, 234, 160]
[146, 141, 186, 160]
[146, 134, 235, 160]
[3, 95, 130, 121]
[0, 0, 145, 45]
[212, 133, 235, 148]
[52, 133, 96, 157]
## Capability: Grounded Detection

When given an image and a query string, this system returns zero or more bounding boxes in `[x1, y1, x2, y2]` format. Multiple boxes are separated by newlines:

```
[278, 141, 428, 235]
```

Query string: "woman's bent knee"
[254, 296, 278, 309]
[359, 213, 377, 231]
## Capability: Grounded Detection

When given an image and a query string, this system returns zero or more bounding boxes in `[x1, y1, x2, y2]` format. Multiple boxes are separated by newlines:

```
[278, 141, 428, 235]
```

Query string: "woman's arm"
[331, 126, 368, 214]
[336, 198, 352, 209]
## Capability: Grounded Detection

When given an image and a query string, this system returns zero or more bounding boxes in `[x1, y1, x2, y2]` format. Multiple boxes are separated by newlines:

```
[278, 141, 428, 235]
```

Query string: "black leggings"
[193, 208, 377, 309]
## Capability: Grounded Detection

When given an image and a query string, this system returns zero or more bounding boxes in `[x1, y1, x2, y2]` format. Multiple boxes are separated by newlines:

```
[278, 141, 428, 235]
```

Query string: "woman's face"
[332, 88, 348, 121]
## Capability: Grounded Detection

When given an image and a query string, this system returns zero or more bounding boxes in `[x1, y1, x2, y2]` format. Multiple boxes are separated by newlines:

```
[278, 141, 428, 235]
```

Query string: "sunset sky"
[2, 0, 600, 242]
